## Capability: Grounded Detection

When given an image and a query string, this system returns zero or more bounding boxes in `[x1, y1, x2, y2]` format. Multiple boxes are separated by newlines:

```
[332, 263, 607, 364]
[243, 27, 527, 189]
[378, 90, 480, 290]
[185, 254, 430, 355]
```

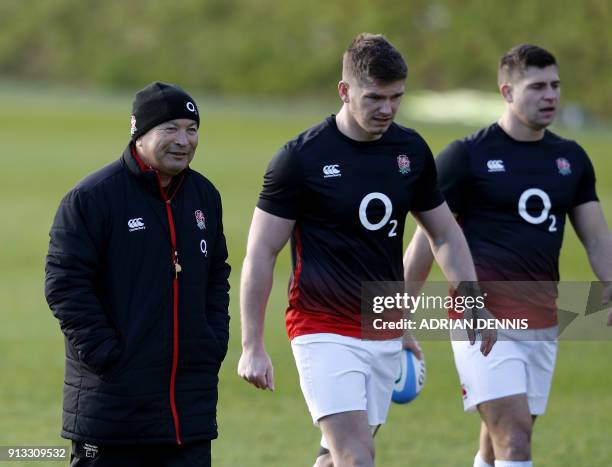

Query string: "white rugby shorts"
[451, 326, 558, 415]
[291, 333, 402, 426]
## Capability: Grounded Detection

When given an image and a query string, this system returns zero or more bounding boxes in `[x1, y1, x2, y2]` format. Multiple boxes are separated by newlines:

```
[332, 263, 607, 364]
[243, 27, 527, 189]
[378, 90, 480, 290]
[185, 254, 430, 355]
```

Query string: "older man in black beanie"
[45, 82, 230, 466]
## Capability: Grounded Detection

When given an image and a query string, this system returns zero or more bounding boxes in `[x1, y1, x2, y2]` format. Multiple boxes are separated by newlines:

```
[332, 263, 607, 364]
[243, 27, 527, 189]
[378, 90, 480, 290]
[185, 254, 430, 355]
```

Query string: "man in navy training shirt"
[404, 45, 612, 467]
[238, 33, 496, 467]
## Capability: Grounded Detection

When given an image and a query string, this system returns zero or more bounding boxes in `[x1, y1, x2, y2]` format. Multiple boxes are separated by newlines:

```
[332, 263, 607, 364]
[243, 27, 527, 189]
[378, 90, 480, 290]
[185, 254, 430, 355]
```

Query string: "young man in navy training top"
[238, 33, 496, 467]
[404, 44, 612, 467]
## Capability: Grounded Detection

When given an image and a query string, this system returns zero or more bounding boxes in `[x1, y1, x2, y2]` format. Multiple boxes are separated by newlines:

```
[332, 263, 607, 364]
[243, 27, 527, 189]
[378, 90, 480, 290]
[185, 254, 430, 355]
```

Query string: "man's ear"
[500, 83, 513, 103]
[338, 80, 350, 103]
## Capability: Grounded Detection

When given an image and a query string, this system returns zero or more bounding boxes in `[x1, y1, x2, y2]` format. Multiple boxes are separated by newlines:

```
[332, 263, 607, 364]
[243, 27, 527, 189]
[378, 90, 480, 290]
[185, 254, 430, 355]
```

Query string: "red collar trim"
[130, 144, 185, 200]
[130, 144, 154, 173]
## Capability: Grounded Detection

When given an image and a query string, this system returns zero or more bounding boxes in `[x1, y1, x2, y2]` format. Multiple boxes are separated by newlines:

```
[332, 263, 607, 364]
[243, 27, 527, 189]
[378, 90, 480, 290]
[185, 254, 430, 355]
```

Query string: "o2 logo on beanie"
[186, 101, 198, 114]
[130, 115, 137, 135]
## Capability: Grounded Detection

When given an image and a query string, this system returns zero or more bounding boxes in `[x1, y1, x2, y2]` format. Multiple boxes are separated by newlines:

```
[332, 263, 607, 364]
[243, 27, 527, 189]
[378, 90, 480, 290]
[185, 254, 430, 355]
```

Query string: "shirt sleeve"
[435, 140, 471, 214]
[572, 144, 599, 207]
[411, 139, 445, 212]
[256, 144, 303, 219]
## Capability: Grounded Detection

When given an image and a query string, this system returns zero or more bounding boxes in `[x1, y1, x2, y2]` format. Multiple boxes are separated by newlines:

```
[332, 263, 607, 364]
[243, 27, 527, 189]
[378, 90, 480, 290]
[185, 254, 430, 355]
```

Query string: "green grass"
[1, 84, 611, 466]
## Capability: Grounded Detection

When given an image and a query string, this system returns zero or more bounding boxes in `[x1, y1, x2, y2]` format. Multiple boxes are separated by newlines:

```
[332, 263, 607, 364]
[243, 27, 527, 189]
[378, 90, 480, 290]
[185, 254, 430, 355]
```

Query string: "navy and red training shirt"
[437, 123, 598, 327]
[258, 116, 443, 339]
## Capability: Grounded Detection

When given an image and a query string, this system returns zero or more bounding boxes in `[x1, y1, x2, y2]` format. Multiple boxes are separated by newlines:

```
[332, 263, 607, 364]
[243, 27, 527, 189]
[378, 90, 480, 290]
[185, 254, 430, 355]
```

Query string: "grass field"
[0, 83, 611, 466]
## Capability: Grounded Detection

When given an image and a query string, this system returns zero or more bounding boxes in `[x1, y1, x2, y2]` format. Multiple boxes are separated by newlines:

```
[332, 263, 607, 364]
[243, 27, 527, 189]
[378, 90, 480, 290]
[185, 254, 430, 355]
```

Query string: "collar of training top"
[121, 143, 189, 199]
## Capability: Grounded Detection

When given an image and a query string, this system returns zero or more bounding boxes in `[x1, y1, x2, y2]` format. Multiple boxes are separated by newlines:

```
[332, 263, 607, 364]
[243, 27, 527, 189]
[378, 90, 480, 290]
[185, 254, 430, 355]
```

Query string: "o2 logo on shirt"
[359, 192, 398, 237]
[517, 188, 557, 232]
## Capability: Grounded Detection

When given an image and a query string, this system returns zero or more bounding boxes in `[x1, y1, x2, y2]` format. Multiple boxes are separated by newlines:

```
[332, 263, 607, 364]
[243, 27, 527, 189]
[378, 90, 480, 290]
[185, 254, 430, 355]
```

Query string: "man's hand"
[402, 333, 423, 360]
[237, 347, 275, 391]
[463, 306, 497, 357]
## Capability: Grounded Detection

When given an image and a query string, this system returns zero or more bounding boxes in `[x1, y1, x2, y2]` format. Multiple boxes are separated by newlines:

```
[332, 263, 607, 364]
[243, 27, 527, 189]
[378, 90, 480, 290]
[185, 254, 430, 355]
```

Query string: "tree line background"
[1, 0, 611, 118]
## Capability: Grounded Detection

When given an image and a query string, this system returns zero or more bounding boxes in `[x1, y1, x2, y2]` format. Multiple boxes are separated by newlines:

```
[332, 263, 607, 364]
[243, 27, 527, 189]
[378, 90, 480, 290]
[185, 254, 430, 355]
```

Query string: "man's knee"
[338, 440, 374, 466]
[326, 439, 374, 467]
[314, 443, 375, 467]
[495, 425, 532, 460]
[479, 395, 533, 460]
[318, 411, 375, 467]
[333, 451, 373, 467]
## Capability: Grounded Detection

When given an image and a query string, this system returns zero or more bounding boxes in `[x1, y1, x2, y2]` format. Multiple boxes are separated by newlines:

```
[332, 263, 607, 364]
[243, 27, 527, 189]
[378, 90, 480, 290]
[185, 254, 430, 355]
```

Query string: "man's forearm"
[586, 231, 612, 282]
[404, 227, 435, 286]
[240, 253, 275, 350]
[430, 224, 477, 287]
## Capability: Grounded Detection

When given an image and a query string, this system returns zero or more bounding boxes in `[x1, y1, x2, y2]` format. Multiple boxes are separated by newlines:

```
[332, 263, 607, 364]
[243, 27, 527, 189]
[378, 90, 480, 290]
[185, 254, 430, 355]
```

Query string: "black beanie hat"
[130, 81, 200, 141]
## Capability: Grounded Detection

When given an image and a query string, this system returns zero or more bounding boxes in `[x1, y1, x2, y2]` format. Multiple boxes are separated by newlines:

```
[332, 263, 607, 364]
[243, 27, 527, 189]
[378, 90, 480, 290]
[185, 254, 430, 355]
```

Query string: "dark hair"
[342, 33, 407, 84]
[498, 44, 557, 85]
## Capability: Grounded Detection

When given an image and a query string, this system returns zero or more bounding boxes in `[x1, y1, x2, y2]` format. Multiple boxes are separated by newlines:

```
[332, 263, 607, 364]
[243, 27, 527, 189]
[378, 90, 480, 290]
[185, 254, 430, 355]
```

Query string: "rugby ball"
[392, 349, 426, 404]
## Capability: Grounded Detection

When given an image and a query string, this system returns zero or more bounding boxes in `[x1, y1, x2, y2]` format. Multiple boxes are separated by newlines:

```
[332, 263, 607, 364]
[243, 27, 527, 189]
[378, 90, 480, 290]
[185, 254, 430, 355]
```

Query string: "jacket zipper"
[157, 174, 183, 446]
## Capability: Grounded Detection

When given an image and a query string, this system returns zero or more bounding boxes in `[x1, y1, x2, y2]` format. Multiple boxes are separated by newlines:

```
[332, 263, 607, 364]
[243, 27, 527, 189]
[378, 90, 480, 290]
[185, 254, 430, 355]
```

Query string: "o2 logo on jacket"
[195, 210, 206, 230]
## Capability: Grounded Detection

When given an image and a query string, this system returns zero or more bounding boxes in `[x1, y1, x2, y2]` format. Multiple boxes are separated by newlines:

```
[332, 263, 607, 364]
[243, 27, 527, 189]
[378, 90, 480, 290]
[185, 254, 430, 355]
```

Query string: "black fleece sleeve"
[45, 189, 121, 374]
[205, 189, 231, 357]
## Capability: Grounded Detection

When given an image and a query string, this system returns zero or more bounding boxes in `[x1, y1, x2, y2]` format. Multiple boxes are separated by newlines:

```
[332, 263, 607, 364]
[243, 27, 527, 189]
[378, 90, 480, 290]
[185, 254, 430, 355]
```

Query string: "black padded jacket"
[45, 144, 230, 445]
